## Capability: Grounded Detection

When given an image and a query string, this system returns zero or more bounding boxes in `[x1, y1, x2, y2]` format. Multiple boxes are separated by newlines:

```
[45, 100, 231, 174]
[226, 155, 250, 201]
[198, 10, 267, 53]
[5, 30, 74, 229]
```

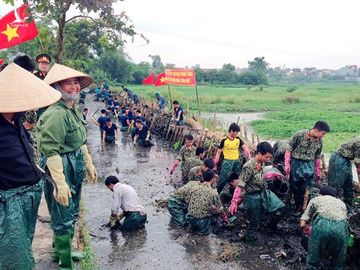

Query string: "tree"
[130, 61, 151, 84]
[27, 0, 143, 63]
[247, 56, 269, 85]
[148, 54, 164, 73]
[248, 56, 269, 74]
[97, 50, 131, 83]
[164, 63, 176, 69]
[222, 63, 236, 72]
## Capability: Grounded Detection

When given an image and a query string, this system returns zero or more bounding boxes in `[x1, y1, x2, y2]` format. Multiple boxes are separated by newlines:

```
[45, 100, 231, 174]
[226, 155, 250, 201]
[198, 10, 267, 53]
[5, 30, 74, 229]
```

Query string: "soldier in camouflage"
[327, 136, 360, 204]
[230, 142, 285, 243]
[170, 134, 196, 176]
[300, 186, 349, 270]
[181, 147, 205, 184]
[186, 170, 224, 235]
[167, 181, 200, 227]
[285, 121, 330, 216]
[272, 139, 289, 173]
[188, 158, 215, 182]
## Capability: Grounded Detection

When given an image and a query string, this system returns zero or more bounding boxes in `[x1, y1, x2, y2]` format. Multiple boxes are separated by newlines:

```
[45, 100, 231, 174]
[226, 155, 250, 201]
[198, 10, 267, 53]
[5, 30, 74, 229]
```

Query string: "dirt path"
[80, 96, 307, 270]
[33, 196, 57, 270]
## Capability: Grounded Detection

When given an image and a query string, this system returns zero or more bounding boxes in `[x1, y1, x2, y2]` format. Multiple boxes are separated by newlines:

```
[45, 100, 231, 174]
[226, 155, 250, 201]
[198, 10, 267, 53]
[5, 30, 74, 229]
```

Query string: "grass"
[80, 228, 99, 270]
[251, 111, 360, 152]
[79, 201, 99, 270]
[120, 82, 360, 113]
[117, 82, 360, 152]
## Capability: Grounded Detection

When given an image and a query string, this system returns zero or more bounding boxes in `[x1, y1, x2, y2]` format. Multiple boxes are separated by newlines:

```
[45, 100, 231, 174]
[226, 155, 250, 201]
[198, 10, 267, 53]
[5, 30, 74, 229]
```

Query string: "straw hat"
[0, 63, 61, 113]
[44, 63, 93, 90]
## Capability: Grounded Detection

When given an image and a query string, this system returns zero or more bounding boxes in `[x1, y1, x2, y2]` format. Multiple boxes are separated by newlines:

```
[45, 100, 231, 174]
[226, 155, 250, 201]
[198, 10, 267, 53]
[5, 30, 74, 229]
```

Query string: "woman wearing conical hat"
[0, 63, 61, 270]
[37, 63, 97, 270]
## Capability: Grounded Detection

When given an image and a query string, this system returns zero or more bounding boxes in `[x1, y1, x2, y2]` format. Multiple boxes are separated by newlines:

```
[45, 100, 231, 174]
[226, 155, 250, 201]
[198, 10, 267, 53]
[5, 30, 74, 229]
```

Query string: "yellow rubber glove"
[80, 144, 97, 183]
[47, 155, 72, 207]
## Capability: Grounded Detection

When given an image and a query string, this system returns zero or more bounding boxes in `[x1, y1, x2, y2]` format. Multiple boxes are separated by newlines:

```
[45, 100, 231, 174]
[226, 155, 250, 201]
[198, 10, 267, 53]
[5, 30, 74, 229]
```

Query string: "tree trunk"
[56, 16, 66, 64]
[55, 0, 72, 63]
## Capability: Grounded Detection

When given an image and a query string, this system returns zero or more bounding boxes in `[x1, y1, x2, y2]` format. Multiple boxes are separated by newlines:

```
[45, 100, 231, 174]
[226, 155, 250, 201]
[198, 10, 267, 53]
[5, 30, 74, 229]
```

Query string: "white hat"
[44, 63, 93, 90]
[0, 63, 61, 113]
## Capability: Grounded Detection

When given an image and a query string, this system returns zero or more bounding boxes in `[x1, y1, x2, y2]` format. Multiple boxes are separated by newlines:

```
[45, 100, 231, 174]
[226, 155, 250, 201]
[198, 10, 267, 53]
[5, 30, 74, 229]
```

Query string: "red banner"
[165, 69, 196, 86]
[142, 73, 154, 85]
[0, 4, 38, 50]
[155, 72, 167, 86]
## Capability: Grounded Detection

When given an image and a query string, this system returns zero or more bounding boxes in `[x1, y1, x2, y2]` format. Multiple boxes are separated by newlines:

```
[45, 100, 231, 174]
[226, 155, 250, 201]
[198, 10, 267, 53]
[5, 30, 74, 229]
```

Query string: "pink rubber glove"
[229, 187, 242, 215]
[315, 159, 321, 181]
[170, 164, 177, 175]
[303, 225, 312, 236]
[243, 146, 252, 160]
[284, 150, 291, 178]
[221, 212, 230, 224]
[213, 158, 219, 171]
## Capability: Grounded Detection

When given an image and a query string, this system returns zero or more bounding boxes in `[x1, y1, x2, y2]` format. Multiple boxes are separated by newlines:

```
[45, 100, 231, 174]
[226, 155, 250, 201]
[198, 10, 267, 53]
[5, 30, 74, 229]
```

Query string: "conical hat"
[0, 63, 61, 113]
[44, 63, 93, 90]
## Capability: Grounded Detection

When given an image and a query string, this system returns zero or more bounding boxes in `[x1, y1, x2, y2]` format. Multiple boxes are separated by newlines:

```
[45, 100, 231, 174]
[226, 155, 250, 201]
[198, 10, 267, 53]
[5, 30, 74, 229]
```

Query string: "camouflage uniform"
[22, 110, 39, 163]
[168, 181, 200, 227]
[181, 156, 203, 184]
[237, 159, 285, 242]
[186, 183, 223, 235]
[288, 130, 323, 209]
[273, 139, 289, 165]
[328, 137, 360, 202]
[188, 166, 202, 182]
[176, 145, 196, 175]
[301, 195, 349, 270]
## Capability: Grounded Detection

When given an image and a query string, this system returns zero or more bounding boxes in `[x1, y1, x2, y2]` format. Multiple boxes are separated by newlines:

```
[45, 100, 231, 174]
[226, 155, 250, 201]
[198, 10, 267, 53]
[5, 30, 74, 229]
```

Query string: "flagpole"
[167, 84, 172, 106]
[195, 85, 201, 117]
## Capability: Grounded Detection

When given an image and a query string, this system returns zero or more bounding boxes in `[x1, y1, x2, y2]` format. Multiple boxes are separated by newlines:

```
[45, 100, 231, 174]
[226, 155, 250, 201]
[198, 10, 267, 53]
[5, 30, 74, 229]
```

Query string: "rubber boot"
[54, 231, 73, 270]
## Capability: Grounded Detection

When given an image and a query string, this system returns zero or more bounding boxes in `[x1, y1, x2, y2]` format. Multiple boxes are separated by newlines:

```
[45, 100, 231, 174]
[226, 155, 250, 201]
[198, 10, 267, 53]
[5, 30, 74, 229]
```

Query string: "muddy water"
[82, 97, 304, 270]
[201, 112, 266, 128]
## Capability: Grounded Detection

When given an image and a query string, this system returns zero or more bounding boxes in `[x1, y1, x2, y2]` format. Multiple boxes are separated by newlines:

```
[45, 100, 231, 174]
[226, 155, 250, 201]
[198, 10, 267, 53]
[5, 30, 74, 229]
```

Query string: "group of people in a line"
[167, 120, 359, 270]
[1, 53, 359, 270]
[93, 90, 153, 147]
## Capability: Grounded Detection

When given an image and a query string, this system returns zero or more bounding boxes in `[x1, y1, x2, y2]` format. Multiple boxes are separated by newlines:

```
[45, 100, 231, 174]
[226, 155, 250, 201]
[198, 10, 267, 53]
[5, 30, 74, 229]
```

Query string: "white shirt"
[111, 183, 145, 214]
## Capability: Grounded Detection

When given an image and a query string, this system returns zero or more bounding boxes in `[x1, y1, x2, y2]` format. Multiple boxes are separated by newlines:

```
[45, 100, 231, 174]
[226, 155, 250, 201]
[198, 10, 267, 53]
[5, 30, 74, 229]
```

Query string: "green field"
[124, 83, 360, 152]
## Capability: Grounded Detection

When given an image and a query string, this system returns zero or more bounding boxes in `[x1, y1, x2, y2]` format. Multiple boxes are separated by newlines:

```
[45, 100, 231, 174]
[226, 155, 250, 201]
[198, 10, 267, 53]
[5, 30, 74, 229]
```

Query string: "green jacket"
[37, 100, 86, 157]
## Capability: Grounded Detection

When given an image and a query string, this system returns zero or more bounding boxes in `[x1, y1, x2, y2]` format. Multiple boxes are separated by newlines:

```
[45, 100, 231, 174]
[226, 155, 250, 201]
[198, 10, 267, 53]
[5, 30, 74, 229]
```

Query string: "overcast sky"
[2, 0, 360, 69]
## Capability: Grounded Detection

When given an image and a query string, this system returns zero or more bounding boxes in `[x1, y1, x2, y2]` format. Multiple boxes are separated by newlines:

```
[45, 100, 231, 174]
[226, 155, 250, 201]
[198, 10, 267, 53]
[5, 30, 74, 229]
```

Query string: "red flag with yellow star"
[0, 4, 38, 50]
[155, 72, 167, 86]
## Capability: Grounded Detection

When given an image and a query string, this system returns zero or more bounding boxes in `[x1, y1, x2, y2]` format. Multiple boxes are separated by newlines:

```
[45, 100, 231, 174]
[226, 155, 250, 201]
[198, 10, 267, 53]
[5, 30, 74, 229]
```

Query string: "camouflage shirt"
[187, 183, 223, 218]
[173, 181, 200, 204]
[182, 156, 203, 177]
[237, 159, 266, 193]
[336, 136, 360, 166]
[176, 145, 196, 169]
[301, 195, 347, 221]
[288, 130, 323, 161]
[188, 166, 202, 182]
[22, 110, 37, 125]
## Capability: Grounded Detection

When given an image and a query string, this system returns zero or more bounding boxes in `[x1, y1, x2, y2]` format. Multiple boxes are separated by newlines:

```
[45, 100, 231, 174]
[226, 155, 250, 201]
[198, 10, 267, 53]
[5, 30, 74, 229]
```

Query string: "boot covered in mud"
[54, 230, 74, 270]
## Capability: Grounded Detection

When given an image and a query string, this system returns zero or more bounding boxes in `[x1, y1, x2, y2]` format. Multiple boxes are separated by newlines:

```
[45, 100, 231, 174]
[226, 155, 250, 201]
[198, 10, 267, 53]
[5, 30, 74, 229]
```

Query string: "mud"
[79, 96, 315, 270]
[33, 196, 58, 270]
